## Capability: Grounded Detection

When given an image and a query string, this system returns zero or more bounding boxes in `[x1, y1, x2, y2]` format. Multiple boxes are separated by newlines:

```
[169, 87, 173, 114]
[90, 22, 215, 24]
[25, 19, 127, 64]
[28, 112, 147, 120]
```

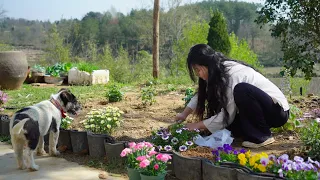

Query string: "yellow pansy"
[238, 153, 247, 166]
[257, 164, 266, 172]
[245, 150, 251, 158]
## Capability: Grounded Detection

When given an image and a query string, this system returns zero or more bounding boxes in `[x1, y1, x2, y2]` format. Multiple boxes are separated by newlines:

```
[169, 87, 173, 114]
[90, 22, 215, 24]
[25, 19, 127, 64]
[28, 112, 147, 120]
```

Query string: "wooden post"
[152, 0, 160, 78]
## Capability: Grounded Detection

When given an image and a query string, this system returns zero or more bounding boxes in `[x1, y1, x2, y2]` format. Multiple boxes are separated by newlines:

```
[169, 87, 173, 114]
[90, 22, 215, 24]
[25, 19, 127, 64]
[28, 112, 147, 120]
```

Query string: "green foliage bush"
[173, 20, 209, 76]
[301, 120, 320, 160]
[141, 85, 157, 106]
[228, 33, 262, 70]
[207, 10, 231, 56]
[106, 85, 123, 102]
[74, 62, 99, 73]
[182, 87, 194, 106]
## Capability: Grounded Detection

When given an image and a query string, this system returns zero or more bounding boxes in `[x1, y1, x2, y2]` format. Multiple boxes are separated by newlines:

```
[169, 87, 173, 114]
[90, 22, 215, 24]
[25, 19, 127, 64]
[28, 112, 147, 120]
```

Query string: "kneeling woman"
[176, 44, 289, 148]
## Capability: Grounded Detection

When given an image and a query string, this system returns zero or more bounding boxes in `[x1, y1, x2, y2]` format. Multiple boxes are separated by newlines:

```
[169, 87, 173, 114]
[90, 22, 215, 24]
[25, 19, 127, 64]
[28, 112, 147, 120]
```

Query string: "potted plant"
[44, 62, 68, 85]
[0, 91, 9, 136]
[120, 141, 171, 180]
[202, 144, 251, 180]
[81, 106, 124, 157]
[152, 123, 201, 179]
[68, 62, 109, 85]
[139, 151, 172, 180]
[69, 129, 89, 154]
[57, 114, 74, 152]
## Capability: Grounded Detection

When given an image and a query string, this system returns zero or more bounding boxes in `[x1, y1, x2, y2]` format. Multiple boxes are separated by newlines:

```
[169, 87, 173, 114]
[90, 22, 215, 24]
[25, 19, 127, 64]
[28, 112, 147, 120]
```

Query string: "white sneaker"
[242, 137, 275, 148]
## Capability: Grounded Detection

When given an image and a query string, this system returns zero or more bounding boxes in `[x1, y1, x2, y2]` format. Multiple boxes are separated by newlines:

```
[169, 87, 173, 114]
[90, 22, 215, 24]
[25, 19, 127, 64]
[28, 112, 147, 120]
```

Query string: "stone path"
[0, 142, 128, 180]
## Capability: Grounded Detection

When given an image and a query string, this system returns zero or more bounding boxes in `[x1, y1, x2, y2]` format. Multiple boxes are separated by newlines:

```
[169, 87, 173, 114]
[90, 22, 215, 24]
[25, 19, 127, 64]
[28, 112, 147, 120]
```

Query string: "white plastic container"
[68, 67, 109, 85]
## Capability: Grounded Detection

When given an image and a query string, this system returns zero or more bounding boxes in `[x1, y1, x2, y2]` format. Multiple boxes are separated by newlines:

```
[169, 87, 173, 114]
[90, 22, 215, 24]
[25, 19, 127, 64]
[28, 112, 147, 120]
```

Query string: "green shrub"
[81, 106, 124, 134]
[207, 10, 231, 55]
[228, 33, 262, 70]
[182, 87, 194, 107]
[300, 120, 320, 160]
[75, 62, 99, 73]
[141, 86, 157, 106]
[106, 85, 124, 102]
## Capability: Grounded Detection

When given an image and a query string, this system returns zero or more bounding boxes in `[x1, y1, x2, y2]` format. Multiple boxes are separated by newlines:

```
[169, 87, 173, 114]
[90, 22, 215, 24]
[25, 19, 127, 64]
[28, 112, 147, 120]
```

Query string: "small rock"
[98, 171, 109, 179]
[57, 145, 67, 152]
[307, 93, 314, 97]
[288, 136, 294, 140]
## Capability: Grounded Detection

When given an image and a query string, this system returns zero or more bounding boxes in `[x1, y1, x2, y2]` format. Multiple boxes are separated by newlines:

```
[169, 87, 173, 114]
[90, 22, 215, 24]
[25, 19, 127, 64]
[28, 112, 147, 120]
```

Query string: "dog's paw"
[29, 164, 39, 171]
[37, 149, 47, 156]
[49, 150, 60, 156]
[18, 165, 26, 170]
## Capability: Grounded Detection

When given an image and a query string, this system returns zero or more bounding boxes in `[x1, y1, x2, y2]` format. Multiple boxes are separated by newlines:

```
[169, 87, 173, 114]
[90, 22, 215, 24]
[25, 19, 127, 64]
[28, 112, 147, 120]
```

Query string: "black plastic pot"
[202, 159, 238, 180]
[104, 140, 126, 162]
[70, 130, 88, 154]
[172, 151, 202, 180]
[159, 151, 174, 175]
[87, 132, 115, 158]
[58, 129, 72, 151]
[1, 115, 10, 136]
[237, 169, 286, 180]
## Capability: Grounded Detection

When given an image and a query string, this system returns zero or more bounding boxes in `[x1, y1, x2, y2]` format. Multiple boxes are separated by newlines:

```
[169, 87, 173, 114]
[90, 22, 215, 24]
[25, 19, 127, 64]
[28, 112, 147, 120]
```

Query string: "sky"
[0, 0, 264, 22]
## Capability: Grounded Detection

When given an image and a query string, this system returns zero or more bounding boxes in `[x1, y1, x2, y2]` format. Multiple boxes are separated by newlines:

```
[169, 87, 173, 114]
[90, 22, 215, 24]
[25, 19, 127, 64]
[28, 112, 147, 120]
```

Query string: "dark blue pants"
[227, 83, 289, 144]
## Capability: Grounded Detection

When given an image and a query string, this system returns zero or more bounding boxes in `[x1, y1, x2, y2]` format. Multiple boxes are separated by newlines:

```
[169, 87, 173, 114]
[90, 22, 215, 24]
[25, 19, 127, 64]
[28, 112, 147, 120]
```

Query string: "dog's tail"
[11, 118, 28, 135]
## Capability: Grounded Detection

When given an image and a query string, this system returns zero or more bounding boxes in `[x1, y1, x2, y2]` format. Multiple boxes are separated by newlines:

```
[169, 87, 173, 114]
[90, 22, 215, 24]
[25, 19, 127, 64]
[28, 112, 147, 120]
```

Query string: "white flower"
[107, 124, 111, 129]
[171, 137, 179, 145]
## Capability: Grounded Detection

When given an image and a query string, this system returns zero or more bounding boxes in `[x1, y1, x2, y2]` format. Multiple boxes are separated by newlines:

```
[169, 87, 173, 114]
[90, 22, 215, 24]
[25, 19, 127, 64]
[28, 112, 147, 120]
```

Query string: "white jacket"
[187, 61, 289, 133]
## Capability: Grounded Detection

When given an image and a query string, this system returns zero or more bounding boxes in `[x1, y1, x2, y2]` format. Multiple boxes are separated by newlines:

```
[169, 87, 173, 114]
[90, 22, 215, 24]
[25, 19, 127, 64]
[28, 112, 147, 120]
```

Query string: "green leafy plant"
[32, 64, 46, 73]
[60, 114, 74, 130]
[300, 120, 320, 160]
[151, 123, 200, 152]
[106, 85, 124, 102]
[81, 106, 124, 134]
[75, 62, 99, 73]
[141, 86, 157, 106]
[182, 87, 194, 106]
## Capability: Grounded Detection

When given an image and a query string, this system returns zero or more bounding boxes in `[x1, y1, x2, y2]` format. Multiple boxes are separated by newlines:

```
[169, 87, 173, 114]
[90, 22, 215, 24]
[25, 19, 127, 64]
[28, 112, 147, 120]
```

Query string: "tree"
[153, 0, 160, 78]
[45, 24, 70, 63]
[173, 21, 209, 75]
[207, 10, 231, 56]
[256, 0, 320, 79]
[228, 33, 261, 69]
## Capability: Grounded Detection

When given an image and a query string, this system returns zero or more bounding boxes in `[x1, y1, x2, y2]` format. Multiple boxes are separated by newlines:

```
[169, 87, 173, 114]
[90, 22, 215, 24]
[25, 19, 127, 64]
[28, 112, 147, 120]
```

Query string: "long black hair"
[187, 44, 254, 126]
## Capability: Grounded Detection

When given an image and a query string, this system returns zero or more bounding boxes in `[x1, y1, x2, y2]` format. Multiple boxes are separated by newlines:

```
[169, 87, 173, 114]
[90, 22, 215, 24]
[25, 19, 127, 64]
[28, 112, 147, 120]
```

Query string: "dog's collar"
[50, 98, 66, 118]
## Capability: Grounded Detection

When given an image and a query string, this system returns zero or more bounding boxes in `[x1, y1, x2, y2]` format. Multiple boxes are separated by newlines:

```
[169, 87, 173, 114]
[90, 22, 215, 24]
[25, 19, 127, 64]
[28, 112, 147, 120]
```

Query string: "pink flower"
[154, 164, 159, 170]
[135, 142, 146, 150]
[156, 154, 163, 161]
[144, 142, 154, 148]
[128, 142, 136, 148]
[120, 148, 132, 157]
[148, 150, 158, 156]
[136, 156, 147, 161]
[160, 154, 172, 162]
[139, 159, 150, 168]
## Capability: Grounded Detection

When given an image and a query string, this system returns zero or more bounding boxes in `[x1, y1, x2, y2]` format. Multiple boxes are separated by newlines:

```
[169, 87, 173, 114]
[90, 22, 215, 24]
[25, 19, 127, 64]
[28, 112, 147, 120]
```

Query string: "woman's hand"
[175, 106, 194, 122]
[185, 122, 206, 131]
[175, 113, 187, 122]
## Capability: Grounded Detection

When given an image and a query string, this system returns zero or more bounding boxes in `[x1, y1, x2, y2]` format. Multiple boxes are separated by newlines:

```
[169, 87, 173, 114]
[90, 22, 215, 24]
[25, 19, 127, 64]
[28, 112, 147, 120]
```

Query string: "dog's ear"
[59, 90, 74, 106]
[58, 88, 70, 93]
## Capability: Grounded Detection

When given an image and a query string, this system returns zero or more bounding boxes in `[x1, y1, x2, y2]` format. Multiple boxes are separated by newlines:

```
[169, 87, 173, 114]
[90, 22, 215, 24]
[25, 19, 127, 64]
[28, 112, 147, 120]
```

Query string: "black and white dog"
[9, 88, 81, 171]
